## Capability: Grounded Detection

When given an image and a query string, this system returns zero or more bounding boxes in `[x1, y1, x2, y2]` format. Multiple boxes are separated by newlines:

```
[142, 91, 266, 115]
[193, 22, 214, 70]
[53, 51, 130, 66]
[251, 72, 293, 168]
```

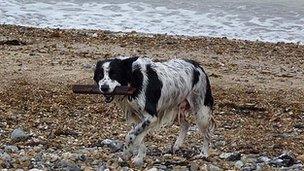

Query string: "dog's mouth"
[104, 95, 114, 103]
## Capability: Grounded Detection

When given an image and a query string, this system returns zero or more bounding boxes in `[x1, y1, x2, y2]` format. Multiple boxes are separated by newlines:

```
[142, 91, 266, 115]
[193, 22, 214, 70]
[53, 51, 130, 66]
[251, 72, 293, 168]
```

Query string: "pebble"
[189, 162, 198, 171]
[293, 123, 304, 129]
[83, 63, 93, 69]
[11, 128, 29, 141]
[147, 168, 158, 171]
[0, 152, 12, 161]
[154, 164, 168, 170]
[4, 145, 19, 153]
[235, 160, 244, 168]
[0, 152, 13, 168]
[241, 163, 257, 171]
[83, 167, 94, 171]
[269, 153, 296, 167]
[0, 128, 4, 135]
[99, 139, 123, 152]
[207, 164, 223, 171]
[121, 166, 131, 171]
[214, 140, 226, 148]
[97, 164, 110, 171]
[219, 152, 241, 161]
[277, 163, 304, 171]
[163, 154, 172, 158]
[257, 156, 271, 163]
[172, 165, 189, 171]
[49, 154, 60, 162]
[241, 155, 258, 164]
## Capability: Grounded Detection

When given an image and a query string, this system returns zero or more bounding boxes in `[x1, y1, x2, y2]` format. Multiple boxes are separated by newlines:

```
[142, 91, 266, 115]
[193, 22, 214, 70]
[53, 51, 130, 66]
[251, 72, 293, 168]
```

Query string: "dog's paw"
[191, 153, 210, 161]
[172, 145, 181, 154]
[122, 149, 132, 161]
[131, 156, 144, 168]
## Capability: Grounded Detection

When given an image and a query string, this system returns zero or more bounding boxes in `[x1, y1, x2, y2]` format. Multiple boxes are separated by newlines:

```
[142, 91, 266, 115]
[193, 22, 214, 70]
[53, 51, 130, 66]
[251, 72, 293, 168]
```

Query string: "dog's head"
[93, 57, 138, 94]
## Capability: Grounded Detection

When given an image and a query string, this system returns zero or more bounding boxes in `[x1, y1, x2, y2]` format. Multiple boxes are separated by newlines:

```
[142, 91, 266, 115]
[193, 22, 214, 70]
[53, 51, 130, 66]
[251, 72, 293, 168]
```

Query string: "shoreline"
[1, 24, 303, 46]
[0, 24, 303, 170]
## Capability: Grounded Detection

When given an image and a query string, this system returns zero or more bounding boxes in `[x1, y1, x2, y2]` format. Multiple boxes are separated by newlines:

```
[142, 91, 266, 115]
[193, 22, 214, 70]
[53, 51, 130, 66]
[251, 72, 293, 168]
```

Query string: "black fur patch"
[192, 69, 200, 87]
[183, 59, 214, 107]
[95, 57, 138, 87]
[144, 64, 162, 116]
[93, 60, 111, 83]
[130, 65, 143, 99]
[183, 59, 201, 68]
[108, 58, 128, 86]
[134, 119, 151, 136]
[204, 76, 214, 108]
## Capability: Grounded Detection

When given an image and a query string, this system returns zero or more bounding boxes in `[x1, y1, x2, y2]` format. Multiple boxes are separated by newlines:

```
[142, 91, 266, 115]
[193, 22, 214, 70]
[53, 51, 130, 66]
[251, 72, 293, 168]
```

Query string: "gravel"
[0, 25, 303, 170]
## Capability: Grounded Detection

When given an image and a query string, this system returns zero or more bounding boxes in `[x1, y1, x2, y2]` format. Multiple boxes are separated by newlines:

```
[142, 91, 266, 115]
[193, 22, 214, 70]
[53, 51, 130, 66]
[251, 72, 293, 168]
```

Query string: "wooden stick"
[72, 85, 135, 95]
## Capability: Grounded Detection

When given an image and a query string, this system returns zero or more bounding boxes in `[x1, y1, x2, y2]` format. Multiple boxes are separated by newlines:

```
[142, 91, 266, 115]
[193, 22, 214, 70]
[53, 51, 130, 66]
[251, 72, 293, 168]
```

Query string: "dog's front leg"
[123, 116, 156, 165]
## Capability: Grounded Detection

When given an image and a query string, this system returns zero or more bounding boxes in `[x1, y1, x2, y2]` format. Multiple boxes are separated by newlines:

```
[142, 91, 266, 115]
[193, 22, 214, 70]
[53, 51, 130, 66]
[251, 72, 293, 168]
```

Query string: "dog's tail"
[204, 74, 214, 108]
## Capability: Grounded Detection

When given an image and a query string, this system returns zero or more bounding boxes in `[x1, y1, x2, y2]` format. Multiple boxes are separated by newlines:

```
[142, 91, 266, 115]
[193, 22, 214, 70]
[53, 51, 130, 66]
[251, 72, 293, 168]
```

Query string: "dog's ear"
[121, 57, 142, 98]
[121, 57, 139, 77]
[121, 57, 138, 69]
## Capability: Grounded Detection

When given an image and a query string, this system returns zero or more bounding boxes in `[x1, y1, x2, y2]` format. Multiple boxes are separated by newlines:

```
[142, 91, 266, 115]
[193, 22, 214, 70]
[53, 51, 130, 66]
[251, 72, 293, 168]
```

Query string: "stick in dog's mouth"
[72, 85, 136, 95]
[104, 94, 114, 103]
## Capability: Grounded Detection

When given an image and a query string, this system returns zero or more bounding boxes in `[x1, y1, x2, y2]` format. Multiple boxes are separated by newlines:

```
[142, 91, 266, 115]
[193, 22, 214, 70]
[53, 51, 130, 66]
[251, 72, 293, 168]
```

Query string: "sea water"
[0, 0, 303, 43]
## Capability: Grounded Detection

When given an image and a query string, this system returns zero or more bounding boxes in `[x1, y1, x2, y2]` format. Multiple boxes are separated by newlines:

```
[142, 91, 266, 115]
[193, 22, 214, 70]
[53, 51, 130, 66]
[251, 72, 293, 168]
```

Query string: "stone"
[83, 63, 92, 69]
[241, 163, 256, 171]
[0, 152, 12, 161]
[294, 123, 304, 129]
[208, 164, 223, 171]
[49, 154, 59, 162]
[219, 152, 241, 161]
[257, 156, 271, 163]
[278, 163, 304, 171]
[147, 168, 158, 171]
[4, 145, 19, 153]
[0, 152, 13, 168]
[11, 128, 29, 141]
[83, 167, 94, 171]
[241, 155, 258, 164]
[214, 141, 226, 148]
[172, 165, 188, 171]
[189, 162, 198, 171]
[59, 161, 82, 171]
[121, 167, 131, 171]
[235, 160, 244, 169]
[154, 164, 168, 170]
[98, 139, 123, 152]
[269, 153, 296, 167]
[163, 154, 172, 158]
[97, 164, 110, 171]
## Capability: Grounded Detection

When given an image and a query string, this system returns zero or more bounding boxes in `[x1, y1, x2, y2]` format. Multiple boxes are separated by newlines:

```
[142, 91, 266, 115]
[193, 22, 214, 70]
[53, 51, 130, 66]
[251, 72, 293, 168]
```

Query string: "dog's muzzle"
[104, 95, 114, 103]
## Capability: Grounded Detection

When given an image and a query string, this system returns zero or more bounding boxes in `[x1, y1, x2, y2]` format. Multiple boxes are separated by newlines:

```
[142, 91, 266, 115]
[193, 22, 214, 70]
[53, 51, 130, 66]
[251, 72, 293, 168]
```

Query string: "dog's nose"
[99, 84, 109, 92]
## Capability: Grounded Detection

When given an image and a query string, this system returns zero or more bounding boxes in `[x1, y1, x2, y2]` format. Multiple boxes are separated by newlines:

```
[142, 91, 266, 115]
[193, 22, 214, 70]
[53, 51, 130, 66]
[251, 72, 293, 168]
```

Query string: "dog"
[93, 56, 214, 166]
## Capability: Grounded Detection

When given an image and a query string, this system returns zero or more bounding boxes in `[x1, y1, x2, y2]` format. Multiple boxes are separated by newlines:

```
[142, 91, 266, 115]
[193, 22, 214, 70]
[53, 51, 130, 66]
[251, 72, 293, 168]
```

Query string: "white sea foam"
[0, 0, 303, 43]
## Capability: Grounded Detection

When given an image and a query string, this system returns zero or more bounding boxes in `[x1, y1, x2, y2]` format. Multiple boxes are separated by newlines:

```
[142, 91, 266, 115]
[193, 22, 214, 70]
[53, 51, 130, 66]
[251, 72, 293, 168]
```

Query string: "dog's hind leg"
[172, 112, 189, 154]
[195, 105, 215, 158]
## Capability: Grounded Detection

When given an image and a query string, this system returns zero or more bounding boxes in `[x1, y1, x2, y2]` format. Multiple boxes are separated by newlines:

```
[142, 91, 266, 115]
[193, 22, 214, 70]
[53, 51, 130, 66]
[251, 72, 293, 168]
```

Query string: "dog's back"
[130, 58, 212, 113]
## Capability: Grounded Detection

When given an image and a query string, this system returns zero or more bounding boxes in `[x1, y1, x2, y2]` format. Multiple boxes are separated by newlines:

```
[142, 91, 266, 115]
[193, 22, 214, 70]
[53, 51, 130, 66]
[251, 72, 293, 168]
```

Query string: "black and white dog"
[94, 56, 214, 165]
